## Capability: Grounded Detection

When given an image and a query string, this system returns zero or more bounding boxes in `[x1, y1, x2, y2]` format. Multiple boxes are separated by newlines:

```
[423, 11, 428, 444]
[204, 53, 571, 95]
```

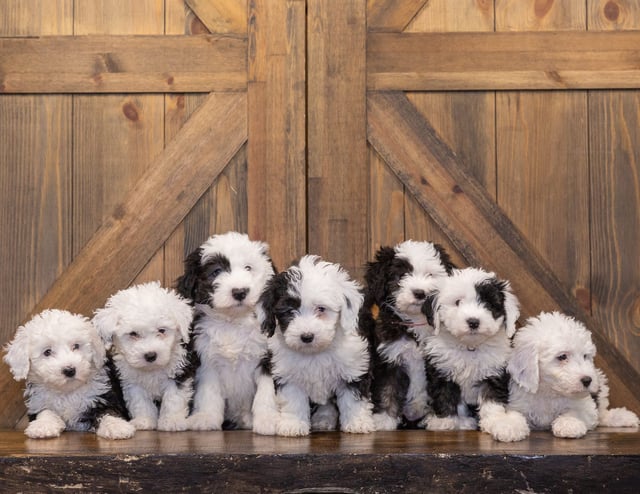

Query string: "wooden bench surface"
[1, 428, 639, 492]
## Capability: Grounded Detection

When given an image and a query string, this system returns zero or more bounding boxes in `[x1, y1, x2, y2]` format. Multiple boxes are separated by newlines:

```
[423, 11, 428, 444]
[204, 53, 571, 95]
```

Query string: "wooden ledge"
[1, 429, 639, 492]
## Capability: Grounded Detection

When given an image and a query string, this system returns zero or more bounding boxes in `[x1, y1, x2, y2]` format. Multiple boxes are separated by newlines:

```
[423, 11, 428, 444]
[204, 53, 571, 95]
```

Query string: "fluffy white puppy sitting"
[93, 282, 194, 431]
[176, 231, 275, 431]
[256, 255, 375, 437]
[3, 309, 135, 439]
[505, 311, 639, 440]
[423, 267, 525, 440]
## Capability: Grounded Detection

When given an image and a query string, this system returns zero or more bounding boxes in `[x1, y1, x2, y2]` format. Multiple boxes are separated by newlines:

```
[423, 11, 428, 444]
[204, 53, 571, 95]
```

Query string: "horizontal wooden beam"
[368, 31, 640, 90]
[0, 92, 247, 427]
[0, 35, 246, 93]
[367, 91, 640, 413]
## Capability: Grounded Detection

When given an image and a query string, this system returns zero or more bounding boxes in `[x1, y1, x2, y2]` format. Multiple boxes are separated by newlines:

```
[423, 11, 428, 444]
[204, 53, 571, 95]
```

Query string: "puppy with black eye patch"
[422, 267, 523, 436]
[176, 231, 275, 431]
[255, 255, 375, 437]
[360, 240, 455, 430]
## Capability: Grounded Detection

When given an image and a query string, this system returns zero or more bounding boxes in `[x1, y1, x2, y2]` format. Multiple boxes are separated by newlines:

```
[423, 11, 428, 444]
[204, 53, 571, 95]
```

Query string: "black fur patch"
[425, 355, 463, 418]
[475, 278, 507, 321]
[482, 368, 511, 405]
[258, 269, 301, 337]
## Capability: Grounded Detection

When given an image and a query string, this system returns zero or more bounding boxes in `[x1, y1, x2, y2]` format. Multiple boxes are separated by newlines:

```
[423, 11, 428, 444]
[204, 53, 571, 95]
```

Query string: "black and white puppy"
[361, 240, 454, 430]
[176, 231, 275, 430]
[93, 282, 194, 432]
[3, 309, 134, 439]
[256, 255, 374, 436]
[423, 267, 521, 433]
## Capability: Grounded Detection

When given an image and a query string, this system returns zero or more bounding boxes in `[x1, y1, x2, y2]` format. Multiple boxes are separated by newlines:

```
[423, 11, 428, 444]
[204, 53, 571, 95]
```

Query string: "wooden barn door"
[2, 0, 640, 427]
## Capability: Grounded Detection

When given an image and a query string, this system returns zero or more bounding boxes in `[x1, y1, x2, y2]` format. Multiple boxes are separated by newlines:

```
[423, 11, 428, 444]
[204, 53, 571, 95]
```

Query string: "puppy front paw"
[425, 414, 477, 431]
[373, 412, 399, 431]
[277, 417, 310, 437]
[600, 407, 640, 428]
[552, 416, 588, 438]
[131, 416, 157, 431]
[97, 415, 136, 440]
[341, 413, 375, 434]
[25, 415, 66, 439]
[481, 411, 530, 442]
[187, 412, 222, 431]
[158, 414, 189, 432]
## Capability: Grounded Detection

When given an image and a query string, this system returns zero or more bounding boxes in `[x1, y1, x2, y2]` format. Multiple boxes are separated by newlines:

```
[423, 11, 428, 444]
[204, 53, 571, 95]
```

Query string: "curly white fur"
[3, 310, 135, 440]
[93, 282, 194, 432]
[504, 311, 639, 441]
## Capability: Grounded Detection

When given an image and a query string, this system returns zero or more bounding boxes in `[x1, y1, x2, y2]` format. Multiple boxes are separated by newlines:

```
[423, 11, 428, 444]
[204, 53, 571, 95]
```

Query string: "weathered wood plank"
[0, 35, 247, 93]
[495, 0, 586, 31]
[0, 0, 72, 35]
[1, 430, 640, 493]
[366, 91, 640, 412]
[405, 0, 493, 32]
[308, 0, 368, 280]
[366, 0, 428, 32]
[247, 0, 306, 270]
[367, 31, 640, 90]
[186, 0, 247, 34]
[0, 92, 247, 427]
[588, 0, 640, 29]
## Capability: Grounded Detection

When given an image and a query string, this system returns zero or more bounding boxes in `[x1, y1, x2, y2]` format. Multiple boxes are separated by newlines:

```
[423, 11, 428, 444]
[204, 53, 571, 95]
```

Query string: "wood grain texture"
[247, 0, 306, 270]
[588, 0, 640, 30]
[589, 91, 640, 376]
[1, 430, 640, 493]
[308, 0, 367, 280]
[495, 0, 586, 30]
[186, 0, 247, 34]
[366, 91, 640, 411]
[367, 31, 640, 90]
[0, 35, 247, 93]
[405, 0, 493, 32]
[0, 0, 72, 428]
[366, 0, 428, 32]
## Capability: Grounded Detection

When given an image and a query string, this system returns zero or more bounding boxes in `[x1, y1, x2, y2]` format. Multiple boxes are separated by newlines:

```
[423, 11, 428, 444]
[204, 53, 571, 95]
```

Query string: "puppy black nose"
[62, 366, 76, 378]
[300, 333, 315, 343]
[581, 376, 592, 388]
[144, 352, 157, 363]
[467, 318, 480, 331]
[232, 288, 249, 301]
[412, 289, 426, 300]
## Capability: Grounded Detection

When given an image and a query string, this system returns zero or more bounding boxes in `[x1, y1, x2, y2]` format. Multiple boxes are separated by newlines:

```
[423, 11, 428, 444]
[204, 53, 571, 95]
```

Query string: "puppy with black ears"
[423, 267, 524, 436]
[93, 282, 194, 432]
[503, 311, 638, 441]
[4, 309, 135, 440]
[176, 231, 275, 431]
[256, 255, 375, 437]
[361, 240, 455, 430]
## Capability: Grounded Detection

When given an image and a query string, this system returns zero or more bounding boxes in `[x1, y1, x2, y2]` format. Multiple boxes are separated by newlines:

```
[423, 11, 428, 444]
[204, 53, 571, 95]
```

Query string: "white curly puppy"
[176, 231, 275, 431]
[3, 309, 135, 440]
[93, 282, 194, 432]
[423, 267, 525, 440]
[506, 311, 639, 440]
[256, 255, 375, 437]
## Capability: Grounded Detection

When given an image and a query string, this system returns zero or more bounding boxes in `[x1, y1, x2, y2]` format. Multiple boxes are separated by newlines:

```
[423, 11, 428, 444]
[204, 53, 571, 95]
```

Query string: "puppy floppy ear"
[175, 248, 202, 301]
[433, 243, 456, 274]
[364, 246, 395, 305]
[88, 321, 107, 369]
[92, 306, 120, 350]
[339, 278, 364, 336]
[421, 291, 439, 329]
[3, 324, 31, 381]
[507, 336, 539, 393]
[257, 273, 285, 338]
[502, 282, 520, 338]
[166, 290, 193, 343]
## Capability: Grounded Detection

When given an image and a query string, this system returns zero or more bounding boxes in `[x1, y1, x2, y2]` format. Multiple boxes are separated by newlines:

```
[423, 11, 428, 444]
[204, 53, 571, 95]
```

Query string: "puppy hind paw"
[600, 407, 640, 428]
[552, 416, 588, 438]
[158, 415, 189, 432]
[373, 412, 399, 431]
[341, 414, 375, 434]
[277, 417, 310, 437]
[130, 416, 157, 431]
[187, 412, 223, 431]
[425, 415, 477, 431]
[97, 416, 136, 440]
[481, 411, 530, 442]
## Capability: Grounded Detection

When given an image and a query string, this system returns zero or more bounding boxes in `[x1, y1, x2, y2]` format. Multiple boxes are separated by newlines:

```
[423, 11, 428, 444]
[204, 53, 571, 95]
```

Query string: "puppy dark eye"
[455, 300, 461, 306]
[72, 343, 80, 351]
[43, 349, 52, 357]
[211, 268, 223, 277]
[316, 306, 326, 314]
[129, 331, 140, 339]
[244, 265, 252, 271]
[158, 328, 167, 335]
[557, 354, 568, 362]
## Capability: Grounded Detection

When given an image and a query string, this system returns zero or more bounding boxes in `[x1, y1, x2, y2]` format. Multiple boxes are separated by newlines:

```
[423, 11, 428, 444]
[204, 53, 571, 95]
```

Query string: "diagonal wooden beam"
[368, 31, 640, 90]
[0, 35, 246, 93]
[367, 90, 640, 413]
[367, 0, 428, 32]
[0, 92, 247, 428]
[186, 0, 247, 34]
